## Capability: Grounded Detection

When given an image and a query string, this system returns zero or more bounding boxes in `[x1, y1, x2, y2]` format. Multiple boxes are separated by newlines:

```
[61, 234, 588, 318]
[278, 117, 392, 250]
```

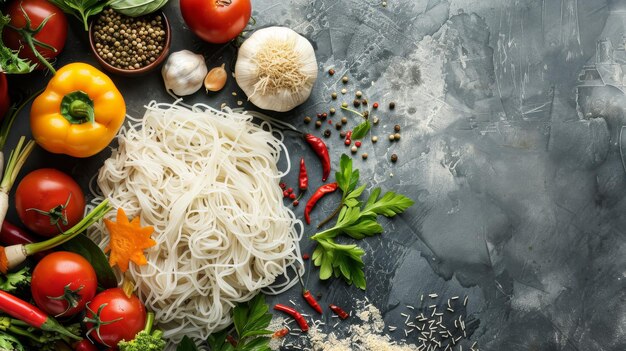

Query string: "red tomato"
[0, 73, 8, 119]
[85, 288, 146, 347]
[2, 0, 68, 69]
[15, 168, 85, 237]
[31, 251, 97, 317]
[180, 0, 251, 44]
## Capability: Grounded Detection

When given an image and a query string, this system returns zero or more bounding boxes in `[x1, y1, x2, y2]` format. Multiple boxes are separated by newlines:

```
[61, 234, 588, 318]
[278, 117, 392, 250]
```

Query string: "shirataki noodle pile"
[88, 102, 303, 344]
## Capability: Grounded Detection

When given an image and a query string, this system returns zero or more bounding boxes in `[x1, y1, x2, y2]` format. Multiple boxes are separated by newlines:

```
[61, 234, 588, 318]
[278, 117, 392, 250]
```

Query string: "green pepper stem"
[8, 4, 57, 74]
[68, 100, 95, 124]
[25, 200, 112, 255]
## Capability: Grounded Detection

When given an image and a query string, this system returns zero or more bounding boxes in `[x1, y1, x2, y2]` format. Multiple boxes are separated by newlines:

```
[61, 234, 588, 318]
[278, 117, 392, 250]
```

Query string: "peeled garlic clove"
[204, 64, 227, 92]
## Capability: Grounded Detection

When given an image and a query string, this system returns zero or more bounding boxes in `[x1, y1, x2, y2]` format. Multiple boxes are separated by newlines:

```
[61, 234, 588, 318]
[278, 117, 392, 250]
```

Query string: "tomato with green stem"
[15, 168, 85, 237]
[180, 0, 251, 44]
[84, 286, 146, 347]
[2, 0, 68, 73]
[31, 251, 97, 317]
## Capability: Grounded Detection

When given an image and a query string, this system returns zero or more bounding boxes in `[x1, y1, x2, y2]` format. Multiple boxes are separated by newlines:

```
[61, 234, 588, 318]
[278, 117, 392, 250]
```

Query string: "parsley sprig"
[311, 155, 414, 290]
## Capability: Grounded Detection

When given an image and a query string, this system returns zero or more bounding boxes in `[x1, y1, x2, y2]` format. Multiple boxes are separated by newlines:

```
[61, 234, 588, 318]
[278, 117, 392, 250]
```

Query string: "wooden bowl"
[88, 11, 171, 77]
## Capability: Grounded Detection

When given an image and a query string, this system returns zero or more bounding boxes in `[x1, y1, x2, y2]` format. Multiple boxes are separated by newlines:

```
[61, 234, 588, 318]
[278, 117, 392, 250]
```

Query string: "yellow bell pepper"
[30, 63, 126, 158]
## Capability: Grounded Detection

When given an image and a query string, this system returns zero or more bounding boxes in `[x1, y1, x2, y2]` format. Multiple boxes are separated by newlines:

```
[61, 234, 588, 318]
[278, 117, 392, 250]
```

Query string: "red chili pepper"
[272, 328, 289, 339]
[329, 304, 349, 320]
[299, 157, 308, 191]
[304, 134, 330, 182]
[304, 182, 338, 225]
[274, 304, 309, 332]
[0, 221, 47, 260]
[0, 290, 80, 339]
[344, 131, 352, 145]
[303, 290, 322, 314]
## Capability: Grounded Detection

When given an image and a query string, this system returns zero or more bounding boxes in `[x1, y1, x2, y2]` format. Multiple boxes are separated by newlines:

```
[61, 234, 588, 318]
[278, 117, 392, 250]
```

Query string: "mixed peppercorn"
[93, 9, 167, 70]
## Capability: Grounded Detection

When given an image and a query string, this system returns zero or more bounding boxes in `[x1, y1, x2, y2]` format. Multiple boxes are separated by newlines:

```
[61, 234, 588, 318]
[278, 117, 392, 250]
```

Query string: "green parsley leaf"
[311, 156, 414, 289]
[350, 120, 371, 140]
[0, 266, 30, 293]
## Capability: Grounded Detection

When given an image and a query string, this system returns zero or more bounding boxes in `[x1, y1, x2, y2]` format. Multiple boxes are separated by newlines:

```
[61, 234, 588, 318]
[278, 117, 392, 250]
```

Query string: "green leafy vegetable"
[0, 12, 35, 74]
[207, 294, 272, 351]
[176, 336, 199, 351]
[0, 331, 23, 351]
[60, 234, 117, 289]
[311, 154, 414, 289]
[24, 323, 81, 351]
[350, 120, 371, 140]
[0, 266, 30, 293]
[109, 0, 168, 17]
[46, 0, 108, 31]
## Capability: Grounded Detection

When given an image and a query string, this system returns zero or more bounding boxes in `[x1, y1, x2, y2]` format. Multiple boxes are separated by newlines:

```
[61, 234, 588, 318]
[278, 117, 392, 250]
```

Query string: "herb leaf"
[207, 294, 272, 351]
[311, 155, 414, 289]
[363, 190, 415, 217]
[47, 0, 108, 31]
[177, 336, 200, 351]
[350, 120, 371, 140]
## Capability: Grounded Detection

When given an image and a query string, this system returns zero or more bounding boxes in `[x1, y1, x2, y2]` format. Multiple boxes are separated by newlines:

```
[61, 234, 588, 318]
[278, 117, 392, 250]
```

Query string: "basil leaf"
[60, 234, 117, 289]
[177, 336, 200, 351]
[109, 0, 169, 17]
[350, 120, 371, 140]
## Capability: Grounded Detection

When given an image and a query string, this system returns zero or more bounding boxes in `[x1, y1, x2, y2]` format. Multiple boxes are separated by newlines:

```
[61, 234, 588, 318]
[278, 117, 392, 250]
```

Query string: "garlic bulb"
[235, 27, 318, 112]
[162, 50, 208, 96]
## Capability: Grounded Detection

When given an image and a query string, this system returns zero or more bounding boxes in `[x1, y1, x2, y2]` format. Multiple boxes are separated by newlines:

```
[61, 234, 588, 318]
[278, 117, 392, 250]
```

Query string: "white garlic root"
[235, 27, 318, 112]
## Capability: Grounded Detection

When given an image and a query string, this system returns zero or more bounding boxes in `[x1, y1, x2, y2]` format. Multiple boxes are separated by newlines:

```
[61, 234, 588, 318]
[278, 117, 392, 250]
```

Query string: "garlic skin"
[162, 50, 208, 96]
[235, 27, 318, 112]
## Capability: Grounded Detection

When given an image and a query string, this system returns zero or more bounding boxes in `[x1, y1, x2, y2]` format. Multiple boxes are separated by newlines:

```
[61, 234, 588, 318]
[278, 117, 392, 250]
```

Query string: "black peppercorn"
[353, 99, 361, 107]
[391, 154, 398, 162]
[304, 116, 312, 124]
[335, 123, 342, 130]
[389, 102, 396, 109]
[394, 124, 401, 132]
[324, 129, 331, 137]
[315, 121, 322, 128]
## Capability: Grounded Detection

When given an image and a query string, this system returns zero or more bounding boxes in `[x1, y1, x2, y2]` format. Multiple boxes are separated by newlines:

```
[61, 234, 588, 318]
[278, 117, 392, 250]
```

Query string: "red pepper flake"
[226, 335, 238, 347]
[355, 141, 362, 147]
[373, 102, 379, 109]
[302, 253, 310, 260]
[328, 120, 332, 125]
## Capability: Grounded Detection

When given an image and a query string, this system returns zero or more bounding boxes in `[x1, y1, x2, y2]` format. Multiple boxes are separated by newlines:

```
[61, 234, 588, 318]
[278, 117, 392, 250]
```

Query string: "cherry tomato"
[31, 251, 97, 317]
[73, 339, 98, 351]
[2, 0, 68, 69]
[0, 73, 8, 119]
[180, 0, 251, 44]
[85, 288, 146, 347]
[15, 168, 85, 237]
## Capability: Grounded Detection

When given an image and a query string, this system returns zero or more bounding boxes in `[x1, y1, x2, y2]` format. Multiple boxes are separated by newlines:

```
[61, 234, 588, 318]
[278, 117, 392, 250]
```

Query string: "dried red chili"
[303, 134, 330, 182]
[329, 304, 349, 320]
[304, 182, 338, 225]
[297, 270, 322, 314]
[273, 328, 289, 338]
[299, 157, 308, 191]
[226, 335, 237, 347]
[274, 304, 309, 332]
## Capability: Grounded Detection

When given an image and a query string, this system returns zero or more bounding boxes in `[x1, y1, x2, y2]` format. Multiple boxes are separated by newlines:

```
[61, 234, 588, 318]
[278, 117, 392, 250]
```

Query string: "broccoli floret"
[0, 267, 30, 293]
[0, 331, 24, 351]
[118, 312, 165, 351]
[118, 330, 166, 351]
